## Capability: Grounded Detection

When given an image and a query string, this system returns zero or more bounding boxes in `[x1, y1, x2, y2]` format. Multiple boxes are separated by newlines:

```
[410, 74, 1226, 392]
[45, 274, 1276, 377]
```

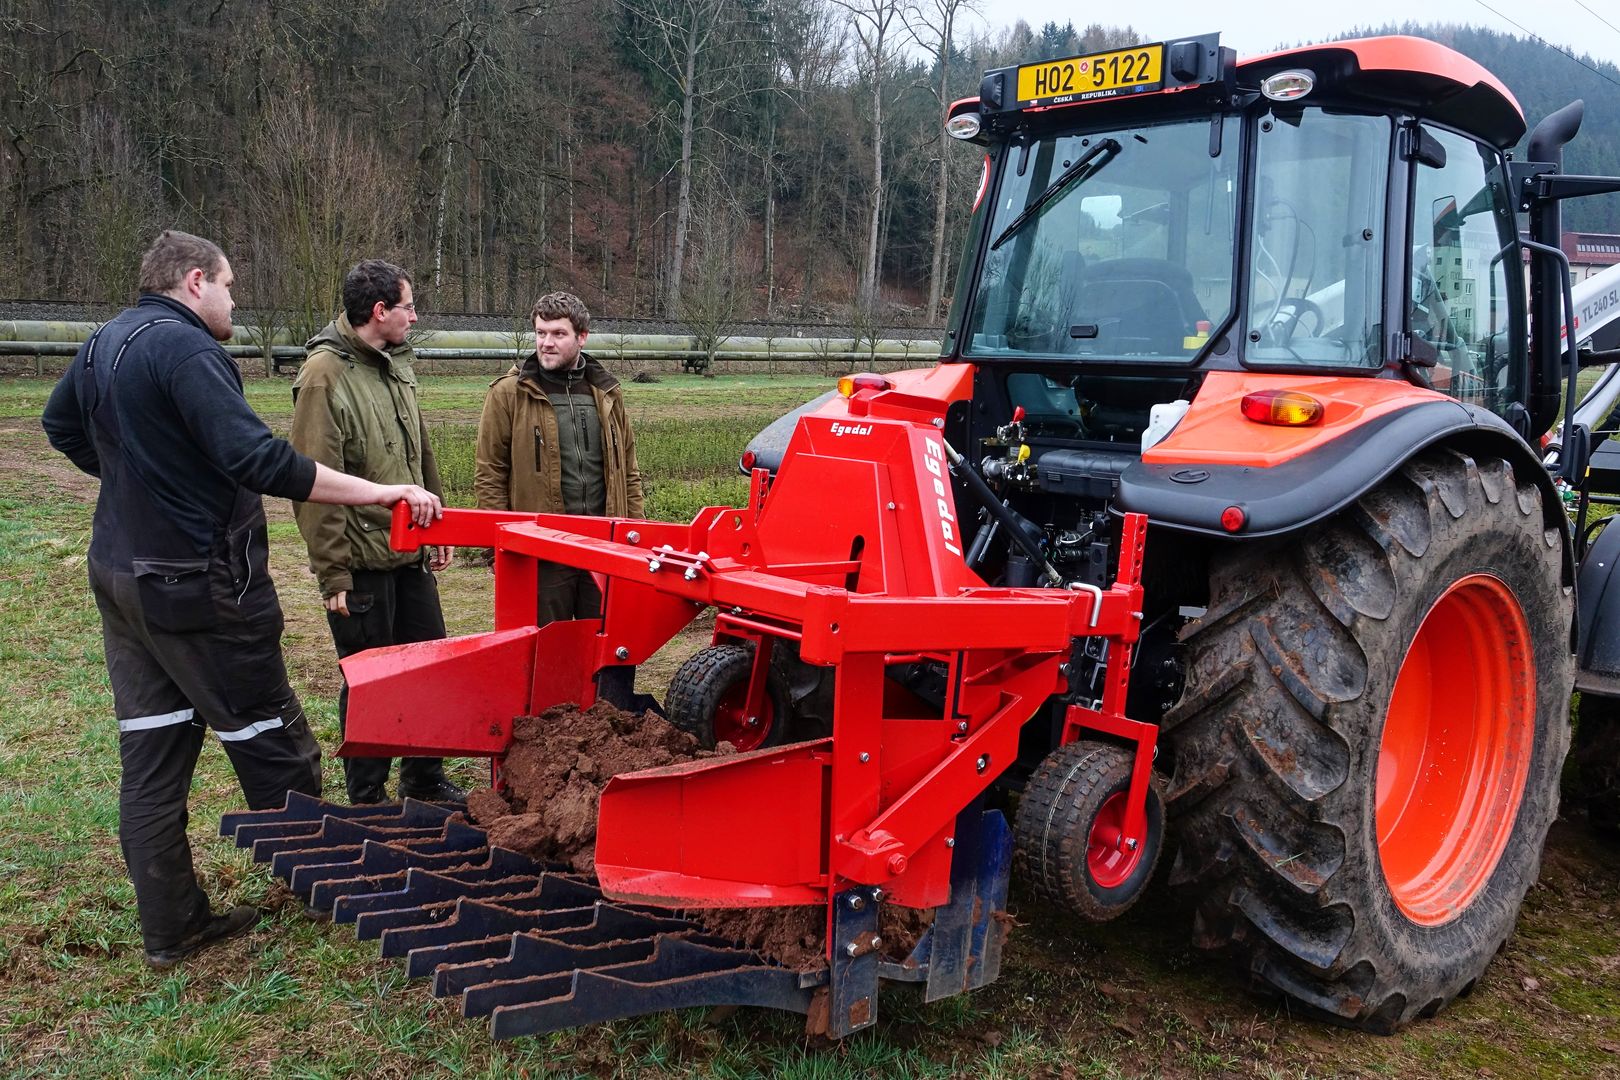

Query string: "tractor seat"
[1076, 258, 1207, 353]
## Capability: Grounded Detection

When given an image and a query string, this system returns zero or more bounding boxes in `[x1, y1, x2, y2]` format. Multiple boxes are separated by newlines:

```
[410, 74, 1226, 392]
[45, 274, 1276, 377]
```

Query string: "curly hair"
[530, 291, 590, 335]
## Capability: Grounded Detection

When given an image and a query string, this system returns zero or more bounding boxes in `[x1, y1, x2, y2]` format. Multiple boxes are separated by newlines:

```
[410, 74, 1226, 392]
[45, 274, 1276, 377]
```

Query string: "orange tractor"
[226, 34, 1620, 1037]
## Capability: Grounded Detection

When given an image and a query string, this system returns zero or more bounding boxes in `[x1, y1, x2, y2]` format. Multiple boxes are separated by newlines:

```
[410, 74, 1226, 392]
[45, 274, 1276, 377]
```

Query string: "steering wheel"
[1271, 297, 1325, 341]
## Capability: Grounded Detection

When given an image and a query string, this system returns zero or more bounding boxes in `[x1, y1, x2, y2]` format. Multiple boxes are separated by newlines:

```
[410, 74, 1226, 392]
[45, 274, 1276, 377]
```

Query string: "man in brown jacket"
[474, 291, 643, 624]
[290, 259, 464, 805]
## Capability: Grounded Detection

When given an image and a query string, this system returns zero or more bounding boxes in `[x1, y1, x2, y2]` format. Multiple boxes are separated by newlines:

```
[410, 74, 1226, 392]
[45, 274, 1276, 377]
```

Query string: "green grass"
[5, 372, 1620, 1077]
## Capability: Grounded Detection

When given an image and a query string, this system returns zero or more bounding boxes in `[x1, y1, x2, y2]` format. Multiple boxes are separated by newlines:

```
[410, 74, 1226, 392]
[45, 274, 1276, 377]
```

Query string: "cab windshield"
[966, 115, 1240, 361]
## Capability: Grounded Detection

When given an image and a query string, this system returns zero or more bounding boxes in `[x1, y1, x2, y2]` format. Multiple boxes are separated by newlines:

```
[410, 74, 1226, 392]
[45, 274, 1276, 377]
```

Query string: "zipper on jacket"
[534, 425, 544, 470]
[237, 530, 254, 605]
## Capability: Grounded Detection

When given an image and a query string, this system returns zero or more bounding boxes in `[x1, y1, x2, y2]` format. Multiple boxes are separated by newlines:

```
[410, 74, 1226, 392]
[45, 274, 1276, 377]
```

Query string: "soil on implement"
[463, 699, 936, 972]
[465, 700, 734, 873]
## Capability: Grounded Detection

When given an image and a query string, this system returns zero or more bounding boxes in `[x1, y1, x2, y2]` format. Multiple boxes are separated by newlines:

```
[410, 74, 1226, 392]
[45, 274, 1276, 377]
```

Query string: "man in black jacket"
[41, 229, 443, 970]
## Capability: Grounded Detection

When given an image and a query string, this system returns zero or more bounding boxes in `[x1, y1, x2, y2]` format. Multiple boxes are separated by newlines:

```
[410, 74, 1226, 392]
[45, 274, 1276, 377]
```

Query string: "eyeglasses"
[391, 302, 418, 314]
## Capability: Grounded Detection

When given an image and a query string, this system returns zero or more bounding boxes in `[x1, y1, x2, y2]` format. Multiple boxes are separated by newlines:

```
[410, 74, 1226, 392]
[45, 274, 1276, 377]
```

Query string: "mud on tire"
[1161, 448, 1572, 1032]
[1014, 741, 1164, 921]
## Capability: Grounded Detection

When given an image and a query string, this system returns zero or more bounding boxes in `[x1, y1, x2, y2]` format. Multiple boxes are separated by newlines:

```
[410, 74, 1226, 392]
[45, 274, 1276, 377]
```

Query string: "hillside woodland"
[3, 3, 1618, 328]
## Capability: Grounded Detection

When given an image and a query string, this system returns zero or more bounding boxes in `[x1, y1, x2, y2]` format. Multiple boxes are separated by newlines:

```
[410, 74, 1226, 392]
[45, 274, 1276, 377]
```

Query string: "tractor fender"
[1118, 396, 1569, 558]
[1118, 397, 1576, 651]
[1576, 518, 1620, 695]
[741, 390, 838, 474]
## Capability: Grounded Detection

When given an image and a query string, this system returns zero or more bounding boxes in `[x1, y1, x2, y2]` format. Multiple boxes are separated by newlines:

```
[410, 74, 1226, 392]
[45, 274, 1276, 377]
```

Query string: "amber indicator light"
[1240, 389, 1325, 426]
[838, 373, 892, 397]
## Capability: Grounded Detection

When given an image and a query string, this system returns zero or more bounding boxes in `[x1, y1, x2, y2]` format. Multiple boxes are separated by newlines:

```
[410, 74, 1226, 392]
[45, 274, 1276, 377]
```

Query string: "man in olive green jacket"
[474, 291, 643, 626]
[291, 260, 463, 805]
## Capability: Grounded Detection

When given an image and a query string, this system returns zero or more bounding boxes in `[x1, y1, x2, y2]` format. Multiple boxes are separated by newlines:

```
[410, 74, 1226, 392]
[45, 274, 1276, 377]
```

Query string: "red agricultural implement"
[228, 365, 1158, 1038]
[226, 31, 1620, 1039]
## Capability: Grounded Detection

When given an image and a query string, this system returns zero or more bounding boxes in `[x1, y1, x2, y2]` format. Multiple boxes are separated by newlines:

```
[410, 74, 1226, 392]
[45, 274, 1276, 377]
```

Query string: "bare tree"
[620, 0, 771, 318]
[71, 109, 163, 306]
[243, 98, 410, 346]
[828, 0, 903, 312]
[906, 0, 976, 319]
[677, 184, 748, 375]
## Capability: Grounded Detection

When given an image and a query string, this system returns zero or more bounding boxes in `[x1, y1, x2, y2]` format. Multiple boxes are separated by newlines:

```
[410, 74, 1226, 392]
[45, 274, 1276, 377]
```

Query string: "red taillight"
[740, 450, 757, 470]
[1240, 389, 1325, 426]
[838, 372, 892, 397]
[1220, 505, 1247, 533]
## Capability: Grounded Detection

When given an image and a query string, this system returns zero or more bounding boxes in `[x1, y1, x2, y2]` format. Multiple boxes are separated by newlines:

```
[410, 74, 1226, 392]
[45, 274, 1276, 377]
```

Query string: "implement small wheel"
[666, 644, 787, 752]
[1014, 740, 1164, 921]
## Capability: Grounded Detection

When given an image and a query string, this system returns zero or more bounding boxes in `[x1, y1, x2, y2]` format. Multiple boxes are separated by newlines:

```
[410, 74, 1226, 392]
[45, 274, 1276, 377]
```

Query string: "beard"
[205, 310, 233, 342]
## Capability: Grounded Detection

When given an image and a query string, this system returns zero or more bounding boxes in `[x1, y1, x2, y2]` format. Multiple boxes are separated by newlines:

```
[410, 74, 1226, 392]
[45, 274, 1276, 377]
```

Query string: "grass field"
[2, 371, 1620, 1078]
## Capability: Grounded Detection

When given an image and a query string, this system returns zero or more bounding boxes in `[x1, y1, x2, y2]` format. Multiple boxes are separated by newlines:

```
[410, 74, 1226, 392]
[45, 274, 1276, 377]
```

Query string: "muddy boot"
[144, 905, 260, 969]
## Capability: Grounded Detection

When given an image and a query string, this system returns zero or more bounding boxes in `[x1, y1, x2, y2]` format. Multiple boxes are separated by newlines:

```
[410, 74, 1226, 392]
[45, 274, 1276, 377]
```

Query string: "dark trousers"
[91, 559, 322, 952]
[537, 562, 635, 708]
[537, 561, 602, 625]
[329, 564, 449, 802]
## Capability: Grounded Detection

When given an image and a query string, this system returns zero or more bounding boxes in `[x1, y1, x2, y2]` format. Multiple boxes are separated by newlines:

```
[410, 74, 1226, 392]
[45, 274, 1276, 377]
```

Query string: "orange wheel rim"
[1377, 574, 1535, 926]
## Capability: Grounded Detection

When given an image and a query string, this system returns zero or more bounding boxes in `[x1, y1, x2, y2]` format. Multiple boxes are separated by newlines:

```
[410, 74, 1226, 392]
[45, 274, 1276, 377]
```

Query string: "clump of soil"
[881, 904, 935, 959]
[699, 904, 936, 973]
[464, 698, 940, 972]
[701, 907, 828, 971]
[465, 699, 721, 873]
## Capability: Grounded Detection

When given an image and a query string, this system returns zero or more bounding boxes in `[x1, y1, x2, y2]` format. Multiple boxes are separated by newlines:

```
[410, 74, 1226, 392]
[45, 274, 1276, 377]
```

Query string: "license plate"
[1014, 44, 1165, 108]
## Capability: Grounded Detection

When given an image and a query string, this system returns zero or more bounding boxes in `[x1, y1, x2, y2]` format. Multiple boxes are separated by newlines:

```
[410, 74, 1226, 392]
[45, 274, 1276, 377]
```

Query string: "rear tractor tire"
[666, 643, 789, 752]
[1013, 741, 1165, 921]
[1162, 448, 1572, 1032]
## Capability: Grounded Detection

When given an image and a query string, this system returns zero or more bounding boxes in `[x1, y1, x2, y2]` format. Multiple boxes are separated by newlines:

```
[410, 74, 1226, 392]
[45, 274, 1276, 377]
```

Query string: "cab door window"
[1408, 126, 1524, 414]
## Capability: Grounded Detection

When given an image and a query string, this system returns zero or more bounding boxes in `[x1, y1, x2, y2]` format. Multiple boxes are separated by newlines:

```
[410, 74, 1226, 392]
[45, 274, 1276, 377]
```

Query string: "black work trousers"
[537, 561, 602, 625]
[536, 562, 636, 708]
[328, 564, 449, 803]
[91, 558, 322, 953]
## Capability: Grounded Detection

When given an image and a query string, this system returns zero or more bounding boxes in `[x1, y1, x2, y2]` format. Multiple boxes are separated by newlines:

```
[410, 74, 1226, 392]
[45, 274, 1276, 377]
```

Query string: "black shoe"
[144, 905, 260, 970]
[399, 779, 468, 803]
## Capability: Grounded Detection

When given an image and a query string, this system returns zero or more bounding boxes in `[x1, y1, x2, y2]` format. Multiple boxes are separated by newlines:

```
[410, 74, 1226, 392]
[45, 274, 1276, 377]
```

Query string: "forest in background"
[4, 3, 1619, 334]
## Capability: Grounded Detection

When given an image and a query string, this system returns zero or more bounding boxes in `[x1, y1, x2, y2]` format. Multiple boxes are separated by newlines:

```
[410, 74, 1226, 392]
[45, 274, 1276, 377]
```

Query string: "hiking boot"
[399, 778, 468, 803]
[144, 905, 260, 970]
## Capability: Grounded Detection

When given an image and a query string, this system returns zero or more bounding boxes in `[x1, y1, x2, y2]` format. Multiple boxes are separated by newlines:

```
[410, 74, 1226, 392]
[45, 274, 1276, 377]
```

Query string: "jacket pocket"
[132, 558, 216, 634]
[353, 502, 393, 534]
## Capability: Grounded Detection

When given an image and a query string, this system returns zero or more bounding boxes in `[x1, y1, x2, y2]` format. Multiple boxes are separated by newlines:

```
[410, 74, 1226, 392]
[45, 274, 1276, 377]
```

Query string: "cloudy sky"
[981, 0, 1620, 71]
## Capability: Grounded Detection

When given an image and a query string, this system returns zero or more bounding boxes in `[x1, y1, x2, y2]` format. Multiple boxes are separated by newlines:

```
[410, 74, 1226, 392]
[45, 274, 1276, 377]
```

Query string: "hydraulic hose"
[940, 439, 1064, 586]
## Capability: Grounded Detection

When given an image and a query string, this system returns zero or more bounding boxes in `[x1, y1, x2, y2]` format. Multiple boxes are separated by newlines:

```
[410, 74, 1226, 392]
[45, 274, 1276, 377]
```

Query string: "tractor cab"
[944, 34, 1536, 446]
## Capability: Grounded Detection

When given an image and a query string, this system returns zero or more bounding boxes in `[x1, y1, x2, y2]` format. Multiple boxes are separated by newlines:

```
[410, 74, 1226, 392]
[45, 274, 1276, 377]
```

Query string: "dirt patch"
[0, 427, 101, 502]
[880, 904, 934, 959]
[465, 699, 722, 873]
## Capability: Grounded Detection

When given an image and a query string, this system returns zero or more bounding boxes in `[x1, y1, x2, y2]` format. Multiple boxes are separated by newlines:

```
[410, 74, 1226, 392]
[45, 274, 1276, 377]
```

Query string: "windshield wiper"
[990, 137, 1122, 252]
